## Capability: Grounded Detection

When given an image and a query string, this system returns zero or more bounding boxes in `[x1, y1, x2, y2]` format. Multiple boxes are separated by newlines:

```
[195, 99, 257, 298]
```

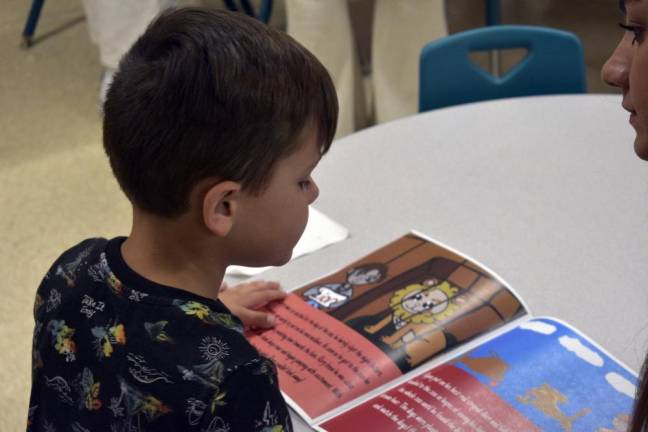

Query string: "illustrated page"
[319, 318, 638, 432]
[248, 233, 527, 421]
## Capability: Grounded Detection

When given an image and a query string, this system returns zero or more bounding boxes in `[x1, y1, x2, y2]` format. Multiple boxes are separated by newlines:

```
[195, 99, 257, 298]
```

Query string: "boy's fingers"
[238, 280, 281, 292]
[246, 289, 287, 309]
[238, 309, 277, 329]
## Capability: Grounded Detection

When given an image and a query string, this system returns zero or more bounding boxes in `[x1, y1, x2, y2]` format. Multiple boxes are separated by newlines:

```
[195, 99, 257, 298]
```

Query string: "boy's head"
[103, 7, 338, 219]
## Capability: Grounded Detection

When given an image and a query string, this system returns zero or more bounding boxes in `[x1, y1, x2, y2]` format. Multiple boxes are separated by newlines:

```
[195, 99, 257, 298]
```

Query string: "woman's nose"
[602, 35, 632, 89]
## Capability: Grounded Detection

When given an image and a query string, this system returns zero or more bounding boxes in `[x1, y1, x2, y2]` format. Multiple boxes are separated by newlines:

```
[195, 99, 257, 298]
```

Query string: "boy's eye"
[619, 23, 646, 45]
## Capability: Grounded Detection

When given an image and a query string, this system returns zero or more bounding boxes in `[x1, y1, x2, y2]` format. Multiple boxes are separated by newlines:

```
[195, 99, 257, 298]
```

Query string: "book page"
[318, 317, 638, 432]
[248, 232, 529, 422]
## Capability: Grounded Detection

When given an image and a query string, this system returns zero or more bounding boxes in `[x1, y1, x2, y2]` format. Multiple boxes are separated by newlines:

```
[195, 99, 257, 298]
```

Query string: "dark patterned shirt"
[27, 237, 292, 432]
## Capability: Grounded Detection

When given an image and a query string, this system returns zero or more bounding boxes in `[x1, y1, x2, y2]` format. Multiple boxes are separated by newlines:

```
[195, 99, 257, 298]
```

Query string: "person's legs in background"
[83, 0, 448, 131]
[286, 0, 448, 138]
[81, 0, 177, 103]
[372, 0, 447, 124]
[285, 0, 365, 139]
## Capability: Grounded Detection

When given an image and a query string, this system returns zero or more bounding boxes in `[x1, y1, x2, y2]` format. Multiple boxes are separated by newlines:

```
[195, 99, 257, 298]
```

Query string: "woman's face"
[602, 0, 648, 160]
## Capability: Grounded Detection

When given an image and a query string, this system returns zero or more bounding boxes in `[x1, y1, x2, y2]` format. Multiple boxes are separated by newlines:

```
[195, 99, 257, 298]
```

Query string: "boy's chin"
[239, 249, 294, 268]
[268, 250, 294, 267]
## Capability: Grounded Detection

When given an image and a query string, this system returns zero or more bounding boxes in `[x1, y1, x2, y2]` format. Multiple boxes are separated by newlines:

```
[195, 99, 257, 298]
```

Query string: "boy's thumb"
[241, 310, 277, 329]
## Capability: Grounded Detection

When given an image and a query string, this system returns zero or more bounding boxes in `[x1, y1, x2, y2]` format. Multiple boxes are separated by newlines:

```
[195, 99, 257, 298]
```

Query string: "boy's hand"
[219, 280, 287, 329]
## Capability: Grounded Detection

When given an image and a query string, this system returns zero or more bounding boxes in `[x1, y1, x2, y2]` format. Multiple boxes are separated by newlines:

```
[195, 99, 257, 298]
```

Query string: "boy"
[27, 7, 338, 431]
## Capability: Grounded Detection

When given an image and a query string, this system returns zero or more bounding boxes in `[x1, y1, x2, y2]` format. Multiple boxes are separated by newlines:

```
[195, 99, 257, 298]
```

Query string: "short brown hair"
[103, 7, 338, 217]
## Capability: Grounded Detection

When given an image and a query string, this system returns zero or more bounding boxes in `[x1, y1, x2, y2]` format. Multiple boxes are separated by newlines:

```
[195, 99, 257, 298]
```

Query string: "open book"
[247, 232, 638, 431]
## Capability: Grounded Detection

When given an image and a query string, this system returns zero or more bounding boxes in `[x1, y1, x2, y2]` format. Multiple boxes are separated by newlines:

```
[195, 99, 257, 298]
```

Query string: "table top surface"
[238, 93, 648, 430]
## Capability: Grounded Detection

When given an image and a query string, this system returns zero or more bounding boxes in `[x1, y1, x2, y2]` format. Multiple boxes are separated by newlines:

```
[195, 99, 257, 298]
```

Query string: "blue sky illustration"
[452, 318, 637, 432]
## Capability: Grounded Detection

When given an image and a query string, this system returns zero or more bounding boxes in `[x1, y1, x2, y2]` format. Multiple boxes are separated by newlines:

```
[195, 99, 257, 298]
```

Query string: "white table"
[240, 94, 648, 430]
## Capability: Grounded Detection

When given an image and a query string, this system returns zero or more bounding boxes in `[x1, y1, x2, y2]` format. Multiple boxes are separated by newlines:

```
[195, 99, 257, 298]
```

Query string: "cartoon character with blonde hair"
[364, 278, 461, 366]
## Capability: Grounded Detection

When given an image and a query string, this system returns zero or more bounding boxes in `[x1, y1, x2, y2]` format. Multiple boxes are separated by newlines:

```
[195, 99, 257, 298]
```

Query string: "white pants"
[286, 0, 447, 138]
[82, 0, 177, 70]
[81, 0, 279, 70]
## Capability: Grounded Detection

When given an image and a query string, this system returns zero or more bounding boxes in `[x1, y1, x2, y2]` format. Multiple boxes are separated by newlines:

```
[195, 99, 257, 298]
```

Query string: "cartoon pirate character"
[303, 263, 387, 311]
[364, 278, 461, 364]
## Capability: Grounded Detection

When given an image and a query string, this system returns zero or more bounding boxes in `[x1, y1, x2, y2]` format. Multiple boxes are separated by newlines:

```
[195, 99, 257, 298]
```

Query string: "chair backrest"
[419, 25, 586, 112]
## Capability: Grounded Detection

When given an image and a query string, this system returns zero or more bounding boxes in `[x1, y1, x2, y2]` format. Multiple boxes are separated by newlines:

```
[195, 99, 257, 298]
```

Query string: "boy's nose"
[309, 180, 320, 204]
[602, 36, 631, 89]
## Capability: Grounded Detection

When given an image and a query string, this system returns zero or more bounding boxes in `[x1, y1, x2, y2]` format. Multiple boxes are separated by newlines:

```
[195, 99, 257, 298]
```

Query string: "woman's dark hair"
[103, 7, 338, 217]
[614, 1, 647, 429]
[631, 354, 648, 432]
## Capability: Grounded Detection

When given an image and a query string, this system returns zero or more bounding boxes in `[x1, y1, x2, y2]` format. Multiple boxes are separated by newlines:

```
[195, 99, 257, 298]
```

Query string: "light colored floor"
[1, 3, 129, 430]
[0, 1, 623, 430]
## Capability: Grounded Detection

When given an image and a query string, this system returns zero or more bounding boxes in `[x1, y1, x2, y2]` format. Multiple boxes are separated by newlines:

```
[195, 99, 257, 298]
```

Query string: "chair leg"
[21, 0, 46, 48]
[224, 0, 273, 23]
[258, 0, 273, 23]
[485, 0, 502, 76]
[485, 0, 501, 26]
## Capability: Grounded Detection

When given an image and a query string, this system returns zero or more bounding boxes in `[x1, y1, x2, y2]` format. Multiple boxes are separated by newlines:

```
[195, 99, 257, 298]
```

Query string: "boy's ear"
[202, 180, 242, 237]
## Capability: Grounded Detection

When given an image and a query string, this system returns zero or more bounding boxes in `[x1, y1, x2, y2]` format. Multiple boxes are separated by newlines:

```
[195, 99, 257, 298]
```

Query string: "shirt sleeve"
[198, 358, 292, 432]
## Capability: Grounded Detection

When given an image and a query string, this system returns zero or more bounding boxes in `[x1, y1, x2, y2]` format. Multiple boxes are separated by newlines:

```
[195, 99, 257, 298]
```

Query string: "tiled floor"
[0, 1, 626, 430]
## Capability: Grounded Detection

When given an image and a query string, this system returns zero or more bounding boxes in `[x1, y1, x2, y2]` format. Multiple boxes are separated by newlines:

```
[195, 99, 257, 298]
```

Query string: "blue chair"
[419, 25, 586, 112]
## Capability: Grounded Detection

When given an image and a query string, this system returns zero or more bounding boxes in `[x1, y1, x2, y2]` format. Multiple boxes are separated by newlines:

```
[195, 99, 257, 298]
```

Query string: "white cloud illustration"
[606, 372, 636, 399]
[519, 321, 556, 335]
[559, 336, 604, 367]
